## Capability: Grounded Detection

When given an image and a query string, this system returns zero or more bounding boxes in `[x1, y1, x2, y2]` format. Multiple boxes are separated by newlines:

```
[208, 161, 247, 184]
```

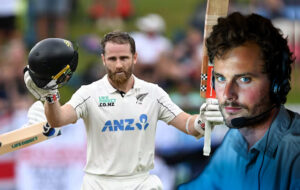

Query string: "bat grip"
[203, 120, 212, 156]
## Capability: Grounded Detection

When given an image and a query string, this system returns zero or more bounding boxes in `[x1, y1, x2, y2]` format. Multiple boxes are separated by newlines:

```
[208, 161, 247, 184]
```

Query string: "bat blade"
[201, 0, 229, 156]
[200, 0, 229, 98]
[0, 122, 61, 155]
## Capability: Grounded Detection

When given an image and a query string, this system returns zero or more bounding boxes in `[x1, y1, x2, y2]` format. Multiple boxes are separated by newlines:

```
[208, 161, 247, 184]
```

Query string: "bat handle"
[203, 120, 212, 156]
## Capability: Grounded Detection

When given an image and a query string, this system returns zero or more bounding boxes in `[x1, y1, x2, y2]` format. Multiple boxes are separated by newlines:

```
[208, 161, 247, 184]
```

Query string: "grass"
[70, 0, 201, 37]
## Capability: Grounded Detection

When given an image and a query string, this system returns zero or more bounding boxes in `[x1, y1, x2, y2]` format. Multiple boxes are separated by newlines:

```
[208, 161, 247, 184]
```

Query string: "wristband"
[45, 91, 60, 104]
[185, 116, 193, 134]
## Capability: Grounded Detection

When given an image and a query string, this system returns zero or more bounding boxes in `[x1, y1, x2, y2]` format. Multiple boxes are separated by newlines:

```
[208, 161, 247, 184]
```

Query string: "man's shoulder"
[134, 77, 160, 90]
[291, 109, 300, 122]
[279, 110, 300, 150]
[284, 108, 300, 134]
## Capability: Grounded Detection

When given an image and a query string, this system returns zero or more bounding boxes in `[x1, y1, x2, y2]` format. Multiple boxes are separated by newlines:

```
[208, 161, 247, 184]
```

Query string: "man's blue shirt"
[179, 106, 300, 190]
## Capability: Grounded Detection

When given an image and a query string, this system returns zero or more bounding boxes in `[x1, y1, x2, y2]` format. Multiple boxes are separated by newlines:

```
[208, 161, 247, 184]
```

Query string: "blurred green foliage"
[287, 65, 300, 103]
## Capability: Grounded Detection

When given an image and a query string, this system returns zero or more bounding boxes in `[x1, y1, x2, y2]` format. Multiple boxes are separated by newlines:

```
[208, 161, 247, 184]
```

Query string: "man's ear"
[133, 53, 138, 65]
[101, 54, 106, 66]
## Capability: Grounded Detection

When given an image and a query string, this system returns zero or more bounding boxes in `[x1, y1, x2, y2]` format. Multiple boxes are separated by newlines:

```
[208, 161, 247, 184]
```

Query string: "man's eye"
[216, 76, 225, 82]
[240, 77, 251, 83]
[120, 56, 129, 61]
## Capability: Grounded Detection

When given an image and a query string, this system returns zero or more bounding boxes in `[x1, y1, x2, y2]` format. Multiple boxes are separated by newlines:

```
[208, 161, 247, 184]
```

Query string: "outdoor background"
[0, 0, 299, 189]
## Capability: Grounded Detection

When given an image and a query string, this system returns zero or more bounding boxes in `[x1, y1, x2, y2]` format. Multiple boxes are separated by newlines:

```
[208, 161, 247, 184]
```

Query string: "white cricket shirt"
[67, 75, 182, 176]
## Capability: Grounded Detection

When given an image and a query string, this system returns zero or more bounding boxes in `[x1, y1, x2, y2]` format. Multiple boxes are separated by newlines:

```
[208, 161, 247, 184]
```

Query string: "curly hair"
[206, 12, 294, 105]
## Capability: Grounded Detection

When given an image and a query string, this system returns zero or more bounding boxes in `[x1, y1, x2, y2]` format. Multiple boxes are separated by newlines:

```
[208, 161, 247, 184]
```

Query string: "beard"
[220, 96, 272, 129]
[106, 65, 133, 86]
[220, 101, 247, 128]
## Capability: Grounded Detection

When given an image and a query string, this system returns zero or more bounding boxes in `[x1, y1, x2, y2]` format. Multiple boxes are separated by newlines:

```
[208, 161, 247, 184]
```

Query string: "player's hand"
[24, 70, 59, 103]
[194, 98, 224, 135]
[201, 98, 223, 124]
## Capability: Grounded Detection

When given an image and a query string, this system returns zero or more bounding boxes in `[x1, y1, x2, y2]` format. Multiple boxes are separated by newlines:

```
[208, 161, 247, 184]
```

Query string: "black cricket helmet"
[26, 38, 78, 89]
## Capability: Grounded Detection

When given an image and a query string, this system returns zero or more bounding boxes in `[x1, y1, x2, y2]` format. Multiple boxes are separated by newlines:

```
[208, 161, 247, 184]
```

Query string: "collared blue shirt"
[179, 106, 300, 190]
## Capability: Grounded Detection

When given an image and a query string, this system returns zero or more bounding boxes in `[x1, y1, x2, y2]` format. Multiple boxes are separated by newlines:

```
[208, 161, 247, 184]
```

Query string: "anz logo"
[102, 114, 149, 132]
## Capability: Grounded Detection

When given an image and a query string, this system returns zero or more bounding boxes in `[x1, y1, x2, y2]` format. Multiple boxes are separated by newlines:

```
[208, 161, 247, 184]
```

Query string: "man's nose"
[223, 81, 238, 101]
[115, 59, 123, 68]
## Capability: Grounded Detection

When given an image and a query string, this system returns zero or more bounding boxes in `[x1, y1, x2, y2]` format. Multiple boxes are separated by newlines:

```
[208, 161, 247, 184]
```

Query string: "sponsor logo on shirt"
[136, 93, 148, 104]
[99, 96, 116, 107]
[102, 114, 149, 132]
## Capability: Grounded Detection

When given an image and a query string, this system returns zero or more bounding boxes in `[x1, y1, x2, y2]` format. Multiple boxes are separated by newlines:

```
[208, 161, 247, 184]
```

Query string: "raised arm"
[44, 101, 77, 128]
[169, 99, 223, 138]
[169, 112, 201, 137]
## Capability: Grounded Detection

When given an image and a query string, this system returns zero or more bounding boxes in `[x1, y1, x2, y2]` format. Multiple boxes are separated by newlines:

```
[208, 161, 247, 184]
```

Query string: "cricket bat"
[0, 122, 61, 155]
[200, 0, 229, 156]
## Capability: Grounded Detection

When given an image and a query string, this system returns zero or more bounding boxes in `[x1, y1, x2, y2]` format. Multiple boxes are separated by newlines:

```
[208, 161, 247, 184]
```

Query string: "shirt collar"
[253, 105, 292, 157]
[103, 74, 142, 94]
[229, 129, 249, 158]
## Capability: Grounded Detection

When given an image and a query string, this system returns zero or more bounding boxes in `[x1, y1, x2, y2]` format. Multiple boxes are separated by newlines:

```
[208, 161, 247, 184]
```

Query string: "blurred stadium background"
[0, 0, 299, 189]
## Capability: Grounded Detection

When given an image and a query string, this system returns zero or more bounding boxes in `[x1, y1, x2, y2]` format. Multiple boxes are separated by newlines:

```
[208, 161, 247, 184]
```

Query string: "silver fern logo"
[136, 93, 148, 104]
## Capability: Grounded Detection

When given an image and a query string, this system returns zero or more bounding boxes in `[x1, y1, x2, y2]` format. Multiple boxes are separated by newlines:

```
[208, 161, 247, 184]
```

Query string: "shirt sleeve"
[66, 86, 89, 120]
[155, 85, 183, 123]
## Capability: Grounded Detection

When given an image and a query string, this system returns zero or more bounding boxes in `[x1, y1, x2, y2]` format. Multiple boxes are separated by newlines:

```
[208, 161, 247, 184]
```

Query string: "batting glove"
[194, 98, 224, 138]
[22, 101, 61, 137]
[27, 101, 47, 125]
[24, 70, 60, 103]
